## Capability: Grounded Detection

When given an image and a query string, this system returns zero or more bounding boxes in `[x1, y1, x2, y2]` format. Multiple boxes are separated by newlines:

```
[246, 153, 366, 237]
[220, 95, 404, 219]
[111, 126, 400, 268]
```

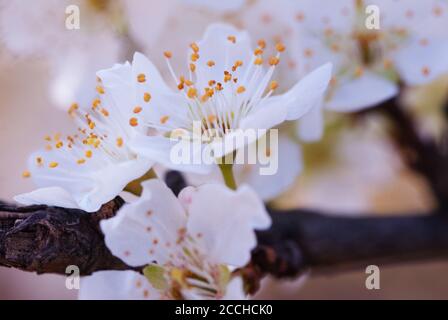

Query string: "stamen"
[133, 106, 142, 114]
[164, 51, 173, 59]
[85, 150, 93, 158]
[96, 86, 105, 94]
[143, 92, 151, 102]
[275, 43, 286, 52]
[269, 56, 280, 66]
[116, 137, 123, 147]
[160, 115, 170, 124]
[129, 117, 139, 127]
[49, 162, 59, 168]
[22, 170, 31, 178]
[92, 99, 101, 109]
[187, 87, 197, 99]
[237, 86, 246, 94]
[207, 60, 215, 67]
[269, 81, 279, 91]
[137, 73, 146, 83]
[190, 43, 199, 53]
[68, 103, 79, 115]
[227, 35, 236, 44]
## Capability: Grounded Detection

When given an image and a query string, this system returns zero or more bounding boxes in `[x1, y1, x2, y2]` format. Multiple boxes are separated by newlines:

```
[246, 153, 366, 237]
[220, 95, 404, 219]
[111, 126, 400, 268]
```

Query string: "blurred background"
[1, 0, 448, 299]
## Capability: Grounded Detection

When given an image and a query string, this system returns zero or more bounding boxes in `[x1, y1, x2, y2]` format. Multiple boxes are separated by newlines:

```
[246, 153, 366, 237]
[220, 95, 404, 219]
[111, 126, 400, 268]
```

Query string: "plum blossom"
[291, 0, 448, 141]
[15, 72, 154, 212]
[101, 23, 331, 171]
[81, 179, 271, 300]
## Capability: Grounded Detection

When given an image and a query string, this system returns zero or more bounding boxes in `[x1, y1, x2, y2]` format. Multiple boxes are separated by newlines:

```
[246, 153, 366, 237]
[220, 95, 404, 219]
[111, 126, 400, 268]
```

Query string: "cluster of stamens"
[130, 35, 285, 143]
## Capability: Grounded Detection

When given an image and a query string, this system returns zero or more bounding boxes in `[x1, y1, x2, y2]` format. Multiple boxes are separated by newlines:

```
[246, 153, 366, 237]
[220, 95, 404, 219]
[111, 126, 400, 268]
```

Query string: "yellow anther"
[208, 80, 216, 87]
[269, 56, 280, 66]
[55, 141, 64, 149]
[44, 135, 52, 142]
[116, 137, 124, 147]
[164, 51, 172, 59]
[22, 170, 31, 178]
[36, 157, 43, 166]
[100, 108, 109, 117]
[207, 114, 217, 123]
[207, 60, 215, 67]
[85, 150, 93, 158]
[224, 72, 232, 82]
[254, 48, 264, 56]
[68, 103, 79, 115]
[160, 115, 170, 124]
[275, 43, 286, 52]
[129, 117, 139, 127]
[187, 87, 197, 99]
[137, 73, 146, 83]
[96, 86, 105, 94]
[89, 121, 96, 130]
[143, 92, 151, 102]
[269, 80, 279, 91]
[133, 106, 142, 114]
[184, 79, 193, 86]
[257, 39, 266, 49]
[77, 158, 86, 165]
[254, 57, 263, 65]
[237, 86, 246, 94]
[92, 98, 101, 109]
[190, 53, 199, 62]
[190, 43, 199, 53]
[227, 35, 236, 43]
[215, 82, 223, 91]
[189, 63, 196, 72]
[49, 162, 59, 168]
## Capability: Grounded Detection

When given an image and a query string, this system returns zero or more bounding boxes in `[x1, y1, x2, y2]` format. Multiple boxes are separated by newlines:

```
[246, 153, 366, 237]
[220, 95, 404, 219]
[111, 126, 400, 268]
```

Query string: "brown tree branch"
[2, 199, 448, 290]
[357, 97, 448, 209]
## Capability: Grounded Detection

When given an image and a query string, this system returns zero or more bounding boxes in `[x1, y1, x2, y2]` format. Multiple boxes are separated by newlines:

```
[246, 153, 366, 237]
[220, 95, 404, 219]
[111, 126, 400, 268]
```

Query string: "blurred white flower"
[186, 134, 303, 201]
[82, 179, 270, 300]
[301, 122, 402, 214]
[290, 0, 448, 141]
[15, 71, 154, 212]
[100, 23, 331, 172]
[0, 0, 123, 109]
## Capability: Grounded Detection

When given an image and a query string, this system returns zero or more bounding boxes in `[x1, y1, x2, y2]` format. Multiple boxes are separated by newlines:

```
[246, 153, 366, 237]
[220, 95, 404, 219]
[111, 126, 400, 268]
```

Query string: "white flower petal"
[239, 136, 303, 201]
[129, 134, 212, 174]
[393, 37, 448, 86]
[14, 187, 80, 209]
[285, 63, 332, 120]
[79, 270, 158, 300]
[27, 150, 153, 212]
[297, 101, 324, 142]
[222, 277, 247, 300]
[101, 179, 187, 267]
[325, 71, 398, 112]
[184, 184, 271, 267]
